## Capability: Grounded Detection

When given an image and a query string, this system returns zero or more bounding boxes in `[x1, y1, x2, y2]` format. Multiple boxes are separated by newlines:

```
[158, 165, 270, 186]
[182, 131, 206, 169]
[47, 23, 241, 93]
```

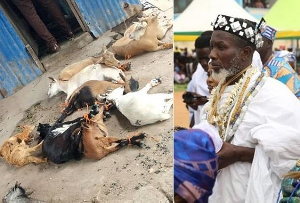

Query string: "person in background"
[205, 14, 300, 202]
[253, 0, 265, 8]
[256, 18, 300, 98]
[274, 49, 297, 70]
[11, 0, 74, 53]
[183, 31, 213, 127]
[206, 61, 219, 94]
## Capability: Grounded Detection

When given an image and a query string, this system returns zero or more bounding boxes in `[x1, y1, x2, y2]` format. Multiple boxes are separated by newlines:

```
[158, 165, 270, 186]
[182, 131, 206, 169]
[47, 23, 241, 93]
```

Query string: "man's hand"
[182, 91, 208, 110]
[217, 142, 255, 170]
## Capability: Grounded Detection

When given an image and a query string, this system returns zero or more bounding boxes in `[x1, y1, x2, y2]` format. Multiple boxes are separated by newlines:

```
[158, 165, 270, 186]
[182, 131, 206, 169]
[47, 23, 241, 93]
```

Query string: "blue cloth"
[174, 129, 218, 203]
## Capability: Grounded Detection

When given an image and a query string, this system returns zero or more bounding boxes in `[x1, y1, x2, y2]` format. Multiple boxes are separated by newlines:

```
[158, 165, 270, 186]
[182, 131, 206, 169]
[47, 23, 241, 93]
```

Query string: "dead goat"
[59, 45, 121, 81]
[47, 64, 125, 101]
[3, 182, 45, 203]
[0, 125, 47, 167]
[57, 77, 139, 123]
[81, 105, 145, 160]
[106, 77, 173, 126]
[38, 118, 83, 164]
[38, 105, 103, 164]
[112, 15, 173, 57]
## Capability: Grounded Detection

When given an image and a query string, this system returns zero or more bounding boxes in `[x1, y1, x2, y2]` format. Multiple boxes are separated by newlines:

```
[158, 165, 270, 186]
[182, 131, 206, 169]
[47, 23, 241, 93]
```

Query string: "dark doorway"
[2, 0, 82, 57]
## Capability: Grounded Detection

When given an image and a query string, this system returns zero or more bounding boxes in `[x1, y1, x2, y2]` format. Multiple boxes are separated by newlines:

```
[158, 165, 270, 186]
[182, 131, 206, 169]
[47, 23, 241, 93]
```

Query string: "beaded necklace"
[208, 65, 250, 125]
[207, 66, 266, 141]
[225, 71, 266, 142]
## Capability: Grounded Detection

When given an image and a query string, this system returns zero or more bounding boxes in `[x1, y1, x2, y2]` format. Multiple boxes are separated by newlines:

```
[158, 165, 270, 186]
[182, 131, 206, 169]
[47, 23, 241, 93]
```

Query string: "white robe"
[190, 63, 210, 126]
[207, 72, 300, 203]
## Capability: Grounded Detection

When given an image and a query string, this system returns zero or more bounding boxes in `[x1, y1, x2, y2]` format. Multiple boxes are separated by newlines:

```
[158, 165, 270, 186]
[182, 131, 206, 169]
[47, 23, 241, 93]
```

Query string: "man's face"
[209, 30, 242, 80]
[196, 47, 210, 72]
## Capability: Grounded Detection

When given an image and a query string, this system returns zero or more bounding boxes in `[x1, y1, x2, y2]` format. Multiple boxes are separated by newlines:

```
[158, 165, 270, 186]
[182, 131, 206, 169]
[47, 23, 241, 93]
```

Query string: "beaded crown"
[212, 14, 263, 48]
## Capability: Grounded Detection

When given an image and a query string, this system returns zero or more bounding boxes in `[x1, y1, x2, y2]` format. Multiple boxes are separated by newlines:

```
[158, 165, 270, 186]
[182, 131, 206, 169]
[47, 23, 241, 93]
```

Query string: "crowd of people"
[174, 14, 300, 203]
[174, 47, 198, 84]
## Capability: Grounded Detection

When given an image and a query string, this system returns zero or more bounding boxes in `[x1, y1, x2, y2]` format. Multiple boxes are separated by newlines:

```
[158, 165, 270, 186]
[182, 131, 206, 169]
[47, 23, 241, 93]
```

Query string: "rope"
[276, 188, 282, 203]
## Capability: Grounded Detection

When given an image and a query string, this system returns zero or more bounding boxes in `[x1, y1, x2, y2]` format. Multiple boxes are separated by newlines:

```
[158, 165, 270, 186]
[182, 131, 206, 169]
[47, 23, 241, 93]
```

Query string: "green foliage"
[174, 83, 188, 92]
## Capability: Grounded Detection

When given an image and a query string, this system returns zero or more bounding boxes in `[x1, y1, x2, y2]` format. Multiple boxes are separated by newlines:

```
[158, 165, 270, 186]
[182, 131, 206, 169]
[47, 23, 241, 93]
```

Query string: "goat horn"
[48, 77, 55, 82]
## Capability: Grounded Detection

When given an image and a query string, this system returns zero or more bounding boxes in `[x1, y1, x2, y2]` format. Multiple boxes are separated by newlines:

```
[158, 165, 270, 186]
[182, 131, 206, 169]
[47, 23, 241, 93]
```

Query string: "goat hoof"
[104, 111, 111, 118]
[150, 78, 162, 87]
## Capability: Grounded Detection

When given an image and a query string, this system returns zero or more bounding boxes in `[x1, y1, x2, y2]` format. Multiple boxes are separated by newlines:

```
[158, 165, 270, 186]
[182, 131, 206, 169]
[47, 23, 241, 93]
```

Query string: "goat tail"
[117, 132, 146, 148]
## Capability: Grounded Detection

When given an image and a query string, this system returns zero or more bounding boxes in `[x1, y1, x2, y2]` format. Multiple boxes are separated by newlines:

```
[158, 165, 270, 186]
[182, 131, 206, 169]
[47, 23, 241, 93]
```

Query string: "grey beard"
[212, 52, 243, 82]
[212, 68, 231, 82]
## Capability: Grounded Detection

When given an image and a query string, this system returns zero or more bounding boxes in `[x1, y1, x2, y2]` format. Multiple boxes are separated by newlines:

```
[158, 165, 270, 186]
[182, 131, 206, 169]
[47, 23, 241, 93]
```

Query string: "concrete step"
[40, 32, 94, 70]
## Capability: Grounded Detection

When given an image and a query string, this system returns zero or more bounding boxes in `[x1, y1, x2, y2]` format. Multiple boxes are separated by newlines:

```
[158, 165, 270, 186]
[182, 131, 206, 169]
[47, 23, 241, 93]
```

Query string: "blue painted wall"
[0, 8, 42, 99]
[74, 0, 142, 38]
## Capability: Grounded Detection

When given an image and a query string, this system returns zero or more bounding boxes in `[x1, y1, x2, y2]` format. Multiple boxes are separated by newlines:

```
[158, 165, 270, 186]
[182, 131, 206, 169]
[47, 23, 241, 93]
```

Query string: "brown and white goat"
[57, 80, 124, 123]
[81, 106, 145, 160]
[0, 125, 47, 167]
[59, 45, 121, 81]
[112, 15, 173, 57]
[56, 76, 139, 123]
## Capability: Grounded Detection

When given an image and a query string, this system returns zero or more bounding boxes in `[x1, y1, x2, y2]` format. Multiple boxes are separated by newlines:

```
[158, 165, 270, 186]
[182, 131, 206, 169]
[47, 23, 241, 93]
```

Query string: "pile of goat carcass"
[0, 13, 173, 168]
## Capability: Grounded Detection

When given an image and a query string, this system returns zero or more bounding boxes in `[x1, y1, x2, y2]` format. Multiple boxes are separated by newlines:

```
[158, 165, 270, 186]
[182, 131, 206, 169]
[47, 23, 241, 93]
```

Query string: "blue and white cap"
[257, 18, 277, 41]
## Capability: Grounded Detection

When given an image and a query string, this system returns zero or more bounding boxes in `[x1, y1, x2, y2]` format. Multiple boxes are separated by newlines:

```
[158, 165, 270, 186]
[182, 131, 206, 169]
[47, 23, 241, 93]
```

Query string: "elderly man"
[256, 18, 300, 98]
[200, 14, 300, 202]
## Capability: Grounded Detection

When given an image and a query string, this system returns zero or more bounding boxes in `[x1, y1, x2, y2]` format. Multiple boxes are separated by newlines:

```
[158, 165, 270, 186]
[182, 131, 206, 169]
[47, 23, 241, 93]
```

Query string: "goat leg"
[26, 141, 43, 153]
[116, 132, 146, 147]
[138, 78, 161, 94]
[156, 41, 173, 50]
[73, 131, 83, 160]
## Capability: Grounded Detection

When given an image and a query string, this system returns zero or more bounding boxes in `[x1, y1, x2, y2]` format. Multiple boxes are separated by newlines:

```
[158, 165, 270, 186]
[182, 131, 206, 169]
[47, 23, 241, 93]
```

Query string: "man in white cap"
[202, 14, 300, 203]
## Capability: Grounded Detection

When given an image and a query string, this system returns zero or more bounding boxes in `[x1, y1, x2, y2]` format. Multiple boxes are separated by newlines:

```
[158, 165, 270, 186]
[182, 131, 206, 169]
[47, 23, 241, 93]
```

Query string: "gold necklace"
[229, 76, 251, 124]
[208, 65, 251, 124]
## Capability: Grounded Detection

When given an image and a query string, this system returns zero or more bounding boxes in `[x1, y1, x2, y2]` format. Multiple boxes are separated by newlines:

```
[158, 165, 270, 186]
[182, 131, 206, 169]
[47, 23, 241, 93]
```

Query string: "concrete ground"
[0, 1, 174, 202]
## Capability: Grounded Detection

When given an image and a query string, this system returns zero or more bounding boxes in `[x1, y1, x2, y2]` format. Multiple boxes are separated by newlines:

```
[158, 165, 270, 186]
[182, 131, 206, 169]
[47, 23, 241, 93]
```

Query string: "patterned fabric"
[280, 160, 300, 203]
[263, 55, 300, 98]
[257, 18, 277, 41]
[274, 50, 296, 63]
[174, 129, 218, 203]
[212, 14, 258, 47]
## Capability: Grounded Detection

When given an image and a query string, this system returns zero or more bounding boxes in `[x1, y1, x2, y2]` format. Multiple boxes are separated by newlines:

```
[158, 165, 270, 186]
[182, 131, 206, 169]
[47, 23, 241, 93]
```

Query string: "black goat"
[38, 105, 100, 164]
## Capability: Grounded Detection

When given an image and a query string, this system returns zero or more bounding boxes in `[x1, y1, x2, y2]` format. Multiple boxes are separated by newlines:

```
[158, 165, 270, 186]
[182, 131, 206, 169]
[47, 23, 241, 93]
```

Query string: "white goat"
[59, 45, 120, 81]
[48, 64, 125, 101]
[106, 78, 173, 126]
